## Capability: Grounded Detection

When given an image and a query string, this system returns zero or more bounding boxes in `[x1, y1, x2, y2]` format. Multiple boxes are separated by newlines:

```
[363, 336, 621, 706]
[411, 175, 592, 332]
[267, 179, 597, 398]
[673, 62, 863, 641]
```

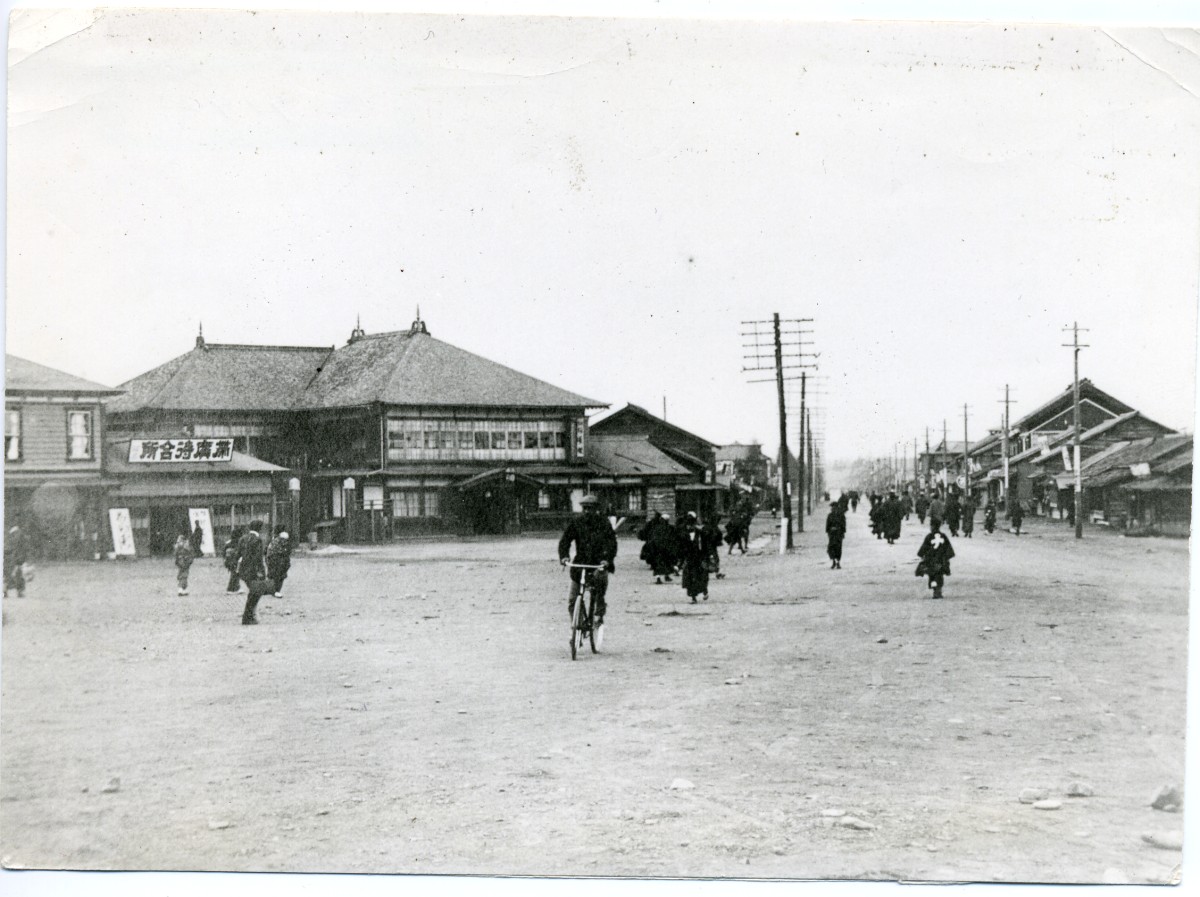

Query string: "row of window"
[385, 418, 571, 461]
[5, 408, 93, 462]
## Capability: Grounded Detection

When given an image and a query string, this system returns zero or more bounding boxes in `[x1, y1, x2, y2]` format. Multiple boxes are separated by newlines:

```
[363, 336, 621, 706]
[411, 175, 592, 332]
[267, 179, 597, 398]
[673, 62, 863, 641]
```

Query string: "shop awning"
[114, 476, 275, 498]
[1119, 476, 1193, 493]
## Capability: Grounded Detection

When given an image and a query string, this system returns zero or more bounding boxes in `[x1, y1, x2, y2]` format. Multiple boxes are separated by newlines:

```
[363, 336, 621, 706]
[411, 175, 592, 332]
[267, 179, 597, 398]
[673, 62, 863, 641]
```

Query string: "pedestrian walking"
[825, 500, 846, 569]
[849, 491, 859, 513]
[916, 519, 955, 600]
[679, 513, 710, 603]
[266, 526, 293, 598]
[915, 493, 929, 525]
[928, 493, 945, 531]
[869, 493, 884, 539]
[961, 495, 976, 538]
[173, 533, 194, 595]
[944, 492, 962, 537]
[1010, 500, 1024, 536]
[4, 524, 28, 597]
[701, 515, 725, 579]
[223, 527, 244, 592]
[237, 521, 273, 626]
[882, 490, 904, 545]
[639, 511, 678, 583]
[984, 501, 997, 534]
[189, 522, 205, 558]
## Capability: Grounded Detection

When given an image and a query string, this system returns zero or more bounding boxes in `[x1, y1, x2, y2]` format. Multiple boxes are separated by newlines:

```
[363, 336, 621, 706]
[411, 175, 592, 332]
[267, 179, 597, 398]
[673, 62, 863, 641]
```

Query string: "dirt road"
[0, 512, 1188, 883]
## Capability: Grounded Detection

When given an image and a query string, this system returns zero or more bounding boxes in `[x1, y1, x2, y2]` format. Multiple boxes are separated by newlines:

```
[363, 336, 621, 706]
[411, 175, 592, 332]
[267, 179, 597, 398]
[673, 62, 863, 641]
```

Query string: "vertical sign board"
[188, 508, 216, 556]
[108, 508, 136, 556]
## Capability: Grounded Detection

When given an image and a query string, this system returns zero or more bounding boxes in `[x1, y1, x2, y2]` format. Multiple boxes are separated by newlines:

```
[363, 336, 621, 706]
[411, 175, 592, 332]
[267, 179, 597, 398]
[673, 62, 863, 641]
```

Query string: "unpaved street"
[0, 513, 1188, 883]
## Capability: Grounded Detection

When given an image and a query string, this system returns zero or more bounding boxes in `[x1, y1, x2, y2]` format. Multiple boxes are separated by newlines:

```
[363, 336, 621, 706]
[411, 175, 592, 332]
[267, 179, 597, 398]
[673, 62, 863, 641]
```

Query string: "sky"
[7, 4, 1200, 471]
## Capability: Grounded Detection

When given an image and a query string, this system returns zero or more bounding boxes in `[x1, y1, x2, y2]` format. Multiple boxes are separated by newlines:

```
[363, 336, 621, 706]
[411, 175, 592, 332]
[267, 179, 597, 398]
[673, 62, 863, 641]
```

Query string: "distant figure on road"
[881, 491, 904, 545]
[961, 495, 976, 538]
[189, 522, 205, 559]
[984, 501, 997, 534]
[944, 492, 962, 537]
[869, 493, 884, 539]
[1010, 500, 1024, 536]
[679, 512, 711, 603]
[849, 491, 859, 513]
[825, 500, 846, 569]
[928, 494, 945, 531]
[173, 533, 194, 596]
[558, 494, 617, 624]
[4, 524, 28, 598]
[701, 515, 725, 579]
[915, 493, 930, 525]
[266, 526, 293, 598]
[724, 513, 749, 556]
[638, 511, 677, 583]
[236, 521, 267, 589]
[916, 519, 955, 600]
[223, 527, 244, 593]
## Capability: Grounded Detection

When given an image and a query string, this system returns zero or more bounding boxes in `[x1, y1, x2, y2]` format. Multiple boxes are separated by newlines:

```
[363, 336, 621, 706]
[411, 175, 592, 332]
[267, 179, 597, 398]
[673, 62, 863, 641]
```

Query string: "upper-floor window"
[5, 409, 20, 461]
[67, 410, 93, 460]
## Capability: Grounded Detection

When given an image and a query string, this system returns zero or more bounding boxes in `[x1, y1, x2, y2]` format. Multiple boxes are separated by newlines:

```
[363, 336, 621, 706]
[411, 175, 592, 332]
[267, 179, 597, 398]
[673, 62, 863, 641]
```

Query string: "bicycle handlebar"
[564, 562, 606, 569]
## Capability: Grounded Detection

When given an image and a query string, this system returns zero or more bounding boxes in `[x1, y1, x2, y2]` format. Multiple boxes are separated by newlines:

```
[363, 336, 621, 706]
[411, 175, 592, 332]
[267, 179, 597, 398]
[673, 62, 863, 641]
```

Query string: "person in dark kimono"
[724, 514, 748, 556]
[916, 519, 955, 599]
[237, 521, 271, 625]
[984, 500, 997, 534]
[928, 493, 945, 531]
[915, 493, 930, 525]
[266, 527, 293, 598]
[882, 491, 904, 544]
[1009, 500, 1024, 536]
[849, 491, 859, 513]
[174, 533, 194, 596]
[944, 492, 962, 537]
[644, 513, 679, 583]
[223, 527, 244, 593]
[869, 493, 884, 539]
[189, 522, 205, 558]
[701, 515, 725, 579]
[961, 495, 976, 538]
[679, 513, 710, 603]
[825, 501, 846, 569]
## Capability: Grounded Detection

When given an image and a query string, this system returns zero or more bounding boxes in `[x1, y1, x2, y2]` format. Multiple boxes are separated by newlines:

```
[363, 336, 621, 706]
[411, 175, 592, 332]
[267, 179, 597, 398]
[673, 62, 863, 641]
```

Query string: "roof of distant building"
[589, 403, 719, 449]
[6, 354, 122, 396]
[587, 434, 692, 477]
[716, 442, 765, 461]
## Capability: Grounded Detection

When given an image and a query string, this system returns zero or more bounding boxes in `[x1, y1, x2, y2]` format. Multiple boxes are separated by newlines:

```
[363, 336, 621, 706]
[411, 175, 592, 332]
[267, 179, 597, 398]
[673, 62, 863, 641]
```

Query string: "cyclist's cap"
[579, 495, 599, 506]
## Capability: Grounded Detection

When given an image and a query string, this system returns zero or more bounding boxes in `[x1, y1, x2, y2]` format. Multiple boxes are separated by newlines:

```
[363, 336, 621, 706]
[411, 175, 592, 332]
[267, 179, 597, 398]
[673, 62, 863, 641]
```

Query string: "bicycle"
[566, 563, 606, 660]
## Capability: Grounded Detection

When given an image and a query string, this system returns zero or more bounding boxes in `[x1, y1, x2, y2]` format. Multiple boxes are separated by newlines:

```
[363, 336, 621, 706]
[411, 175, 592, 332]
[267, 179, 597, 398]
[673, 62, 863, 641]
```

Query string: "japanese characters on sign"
[128, 438, 235, 463]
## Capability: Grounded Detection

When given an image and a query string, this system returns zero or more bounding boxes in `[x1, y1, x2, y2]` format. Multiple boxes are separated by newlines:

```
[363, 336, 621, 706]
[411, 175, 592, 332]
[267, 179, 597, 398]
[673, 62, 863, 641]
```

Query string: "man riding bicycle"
[558, 494, 618, 625]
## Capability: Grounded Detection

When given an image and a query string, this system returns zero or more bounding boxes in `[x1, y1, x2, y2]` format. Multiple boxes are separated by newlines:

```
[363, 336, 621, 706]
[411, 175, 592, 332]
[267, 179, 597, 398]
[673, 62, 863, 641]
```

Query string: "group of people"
[635, 509, 727, 602]
[220, 521, 295, 625]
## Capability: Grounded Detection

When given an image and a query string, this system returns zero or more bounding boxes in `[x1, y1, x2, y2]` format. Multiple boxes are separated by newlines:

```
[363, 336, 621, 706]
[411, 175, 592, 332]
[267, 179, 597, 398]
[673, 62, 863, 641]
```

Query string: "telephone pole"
[742, 316, 817, 552]
[797, 371, 807, 532]
[1063, 322, 1090, 538]
[941, 420, 949, 496]
[998, 385, 1016, 510]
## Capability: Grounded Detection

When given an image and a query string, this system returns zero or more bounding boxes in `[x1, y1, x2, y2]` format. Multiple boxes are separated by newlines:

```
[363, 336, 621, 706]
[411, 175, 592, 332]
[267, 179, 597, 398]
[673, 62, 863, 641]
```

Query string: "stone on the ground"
[1032, 799, 1062, 810]
[208, 820, 232, 830]
[1141, 831, 1184, 851]
[669, 778, 695, 791]
[1018, 788, 1048, 804]
[1150, 784, 1183, 811]
[724, 679, 741, 685]
[820, 808, 846, 817]
[1066, 781, 1095, 797]
[101, 777, 120, 794]
[837, 816, 875, 830]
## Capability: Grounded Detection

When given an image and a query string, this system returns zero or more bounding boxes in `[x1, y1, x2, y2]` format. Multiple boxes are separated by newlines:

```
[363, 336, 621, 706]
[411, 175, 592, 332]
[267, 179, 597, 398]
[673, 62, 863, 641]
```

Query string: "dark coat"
[236, 530, 267, 582]
[5, 529, 27, 568]
[189, 525, 205, 556]
[559, 512, 618, 582]
[882, 497, 904, 540]
[917, 530, 955, 576]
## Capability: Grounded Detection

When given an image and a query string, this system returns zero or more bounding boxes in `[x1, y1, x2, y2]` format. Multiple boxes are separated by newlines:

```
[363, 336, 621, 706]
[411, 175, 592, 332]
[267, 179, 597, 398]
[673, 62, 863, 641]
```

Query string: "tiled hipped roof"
[108, 329, 604, 414]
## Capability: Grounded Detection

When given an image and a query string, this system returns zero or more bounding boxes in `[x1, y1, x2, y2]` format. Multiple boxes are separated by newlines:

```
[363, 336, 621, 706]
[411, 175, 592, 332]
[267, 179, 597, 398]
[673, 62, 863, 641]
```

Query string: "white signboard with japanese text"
[108, 508, 136, 556]
[188, 508, 216, 556]
[128, 438, 234, 463]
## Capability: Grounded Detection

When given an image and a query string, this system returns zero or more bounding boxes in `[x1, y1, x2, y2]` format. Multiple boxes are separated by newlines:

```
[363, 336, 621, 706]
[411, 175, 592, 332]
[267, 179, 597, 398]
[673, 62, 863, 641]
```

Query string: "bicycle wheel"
[587, 592, 598, 654]
[570, 591, 583, 660]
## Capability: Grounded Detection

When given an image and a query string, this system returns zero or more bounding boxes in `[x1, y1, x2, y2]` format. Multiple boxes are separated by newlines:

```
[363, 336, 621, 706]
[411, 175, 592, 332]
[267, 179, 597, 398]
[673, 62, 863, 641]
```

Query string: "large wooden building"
[104, 316, 606, 549]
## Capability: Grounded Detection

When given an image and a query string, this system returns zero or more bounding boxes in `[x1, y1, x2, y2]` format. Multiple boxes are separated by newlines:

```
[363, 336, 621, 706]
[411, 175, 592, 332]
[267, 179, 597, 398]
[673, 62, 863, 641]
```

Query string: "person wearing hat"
[678, 512, 712, 603]
[558, 494, 618, 624]
[266, 525, 293, 599]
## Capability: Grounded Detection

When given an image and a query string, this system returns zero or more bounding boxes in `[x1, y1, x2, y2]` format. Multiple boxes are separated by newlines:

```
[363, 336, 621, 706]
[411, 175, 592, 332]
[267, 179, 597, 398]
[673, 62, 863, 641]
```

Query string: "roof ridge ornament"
[349, 314, 367, 344]
[410, 305, 429, 335]
[196, 322, 206, 350]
